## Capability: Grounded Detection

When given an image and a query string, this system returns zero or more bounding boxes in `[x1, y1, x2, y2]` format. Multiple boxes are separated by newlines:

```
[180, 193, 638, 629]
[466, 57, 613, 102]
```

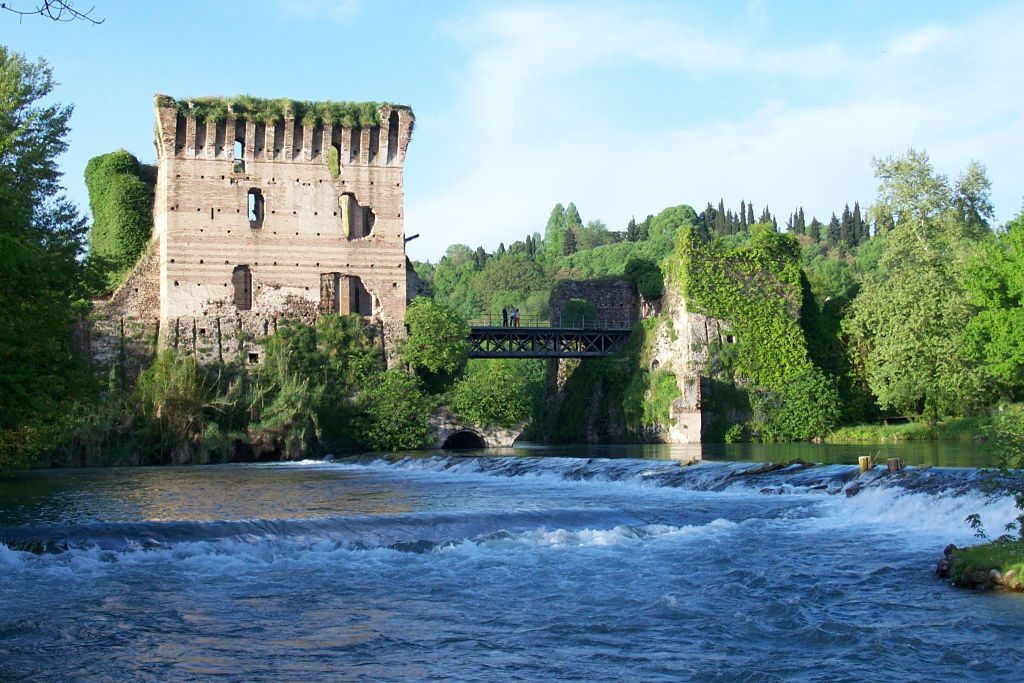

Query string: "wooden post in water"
[887, 458, 904, 474]
[858, 455, 874, 474]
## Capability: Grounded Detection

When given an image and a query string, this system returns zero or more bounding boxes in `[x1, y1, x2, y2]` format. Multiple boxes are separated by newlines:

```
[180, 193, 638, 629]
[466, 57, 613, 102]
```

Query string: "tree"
[562, 226, 577, 255]
[839, 204, 855, 245]
[827, 212, 841, 245]
[845, 150, 991, 422]
[0, 47, 91, 467]
[852, 202, 866, 243]
[715, 199, 728, 235]
[356, 370, 434, 450]
[807, 217, 822, 242]
[402, 297, 470, 379]
[961, 210, 1024, 395]
[954, 161, 994, 237]
[626, 216, 639, 242]
[739, 200, 748, 232]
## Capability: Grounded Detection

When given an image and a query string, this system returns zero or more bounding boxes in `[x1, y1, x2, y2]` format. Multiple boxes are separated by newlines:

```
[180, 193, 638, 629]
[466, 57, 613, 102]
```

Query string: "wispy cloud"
[406, 2, 1024, 260]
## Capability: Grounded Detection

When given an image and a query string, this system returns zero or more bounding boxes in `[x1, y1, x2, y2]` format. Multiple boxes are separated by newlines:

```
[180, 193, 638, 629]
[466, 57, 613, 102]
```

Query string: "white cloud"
[888, 25, 952, 57]
[405, 2, 1024, 260]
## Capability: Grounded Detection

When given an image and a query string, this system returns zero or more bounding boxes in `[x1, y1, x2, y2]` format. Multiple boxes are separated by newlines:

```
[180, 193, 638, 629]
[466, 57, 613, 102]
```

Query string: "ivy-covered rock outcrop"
[669, 223, 839, 441]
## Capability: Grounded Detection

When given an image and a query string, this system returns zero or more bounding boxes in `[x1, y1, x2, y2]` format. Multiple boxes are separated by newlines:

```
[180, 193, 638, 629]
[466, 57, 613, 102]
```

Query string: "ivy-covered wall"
[84, 150, 154, 290]
[668, 223, 839, 440]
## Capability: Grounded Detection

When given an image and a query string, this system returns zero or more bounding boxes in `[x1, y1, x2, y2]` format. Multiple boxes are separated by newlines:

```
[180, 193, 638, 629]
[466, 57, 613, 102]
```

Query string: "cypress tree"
[827, 212, 841, 245]
[739, 200, 748, 232]
[638, 215, 652, 241]
[797, 207, 806, 235]
[715, 199, 728, 235]
[759, 206, 771, 224]
[808, 217, 822, 242]
[840, 203, 854, 245]
[747, 203, 755, 227]
[852, 202, 866, 242]
[563, 228, 577, 255]
[626, 216, 639, 242]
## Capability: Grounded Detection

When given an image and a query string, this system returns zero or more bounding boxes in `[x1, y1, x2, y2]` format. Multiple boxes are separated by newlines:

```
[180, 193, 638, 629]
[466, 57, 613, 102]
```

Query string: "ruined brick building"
[91, 95, 416, 369]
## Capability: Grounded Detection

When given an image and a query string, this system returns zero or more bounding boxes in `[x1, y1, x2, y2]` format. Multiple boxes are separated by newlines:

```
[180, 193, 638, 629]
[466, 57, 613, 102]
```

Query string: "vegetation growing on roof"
[155, 94, 407, 128]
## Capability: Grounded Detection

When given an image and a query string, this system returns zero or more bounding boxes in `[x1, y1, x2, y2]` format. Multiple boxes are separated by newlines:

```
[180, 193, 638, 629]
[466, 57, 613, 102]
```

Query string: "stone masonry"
[89, 95, 416, 372]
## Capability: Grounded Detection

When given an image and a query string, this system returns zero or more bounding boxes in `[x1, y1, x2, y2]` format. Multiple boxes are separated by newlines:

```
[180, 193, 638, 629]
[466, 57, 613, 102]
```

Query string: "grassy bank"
[826, 405, 1024, 444]
[947, 540, 1024, 591]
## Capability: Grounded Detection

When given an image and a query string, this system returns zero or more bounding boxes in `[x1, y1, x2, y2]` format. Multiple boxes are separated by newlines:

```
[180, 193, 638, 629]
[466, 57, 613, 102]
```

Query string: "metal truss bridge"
[467, 316, 633, 359]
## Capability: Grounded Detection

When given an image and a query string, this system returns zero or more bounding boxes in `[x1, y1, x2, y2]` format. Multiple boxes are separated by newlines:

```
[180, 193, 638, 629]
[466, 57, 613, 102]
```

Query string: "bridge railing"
[468, 313, 634, 330]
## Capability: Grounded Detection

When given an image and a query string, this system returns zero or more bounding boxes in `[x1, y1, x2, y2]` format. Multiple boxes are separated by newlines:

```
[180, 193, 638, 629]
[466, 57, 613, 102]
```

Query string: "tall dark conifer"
[739, 200, 748, 232]
[827, 212, 841, 245]
[840, 204, 854, 245]
[715, 199, 728, 235]
[746, 203, 755, 226]
[626, 216, 639, 242]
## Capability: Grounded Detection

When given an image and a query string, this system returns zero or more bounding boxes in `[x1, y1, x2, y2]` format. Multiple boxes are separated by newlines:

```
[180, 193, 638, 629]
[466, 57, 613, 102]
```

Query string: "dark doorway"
[441, 431, 486, 449]
[232, 265, 252, 310]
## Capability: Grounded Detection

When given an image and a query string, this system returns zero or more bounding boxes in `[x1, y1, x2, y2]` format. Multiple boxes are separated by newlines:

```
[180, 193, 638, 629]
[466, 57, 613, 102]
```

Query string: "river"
[2, 445, 1022, 681]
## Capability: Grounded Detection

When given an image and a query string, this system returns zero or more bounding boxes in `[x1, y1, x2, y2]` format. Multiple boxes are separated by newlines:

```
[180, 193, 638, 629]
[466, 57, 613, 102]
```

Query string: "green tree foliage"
[447, 359, 544, 428]
[961, 210, 1024, 395]
[955, 161, 995, 237]
[623, 258, 664, 300]
[403, 297, 470, 378]
[0, 46, 92, 468]
[356, 370, 435, 451]
[84, 150, 153, 287]
[846, 149, 992, 422]
[756, 369, 841, 441]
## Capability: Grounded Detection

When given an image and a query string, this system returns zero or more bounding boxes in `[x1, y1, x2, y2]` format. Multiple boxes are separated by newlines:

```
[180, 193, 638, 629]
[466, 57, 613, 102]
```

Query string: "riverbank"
[825, 405, 1024, 444]
[938, 540, 1024, 591]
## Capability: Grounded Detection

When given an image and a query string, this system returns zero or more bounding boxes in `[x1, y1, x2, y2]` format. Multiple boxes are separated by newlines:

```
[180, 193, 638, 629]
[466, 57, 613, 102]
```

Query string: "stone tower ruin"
[92, 95, 416, 368]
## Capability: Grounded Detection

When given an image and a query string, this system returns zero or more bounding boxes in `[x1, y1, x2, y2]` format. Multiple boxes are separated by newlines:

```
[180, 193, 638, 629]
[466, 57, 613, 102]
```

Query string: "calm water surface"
[1, 444, 1022, 681]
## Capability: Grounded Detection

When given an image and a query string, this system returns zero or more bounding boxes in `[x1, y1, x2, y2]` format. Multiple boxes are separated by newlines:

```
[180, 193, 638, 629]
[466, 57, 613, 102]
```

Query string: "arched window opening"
[233, 139, 244, 173]
[386, 110, 400, 164]
[247, 189, 264, 228]
[232, 265, 252, 310]
[368, 125, 380, 163]
[349, 127, 360, 163]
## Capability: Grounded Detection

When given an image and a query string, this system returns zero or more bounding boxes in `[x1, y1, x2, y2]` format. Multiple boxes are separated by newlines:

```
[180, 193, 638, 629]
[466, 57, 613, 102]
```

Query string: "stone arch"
[441, 430, 487, 449]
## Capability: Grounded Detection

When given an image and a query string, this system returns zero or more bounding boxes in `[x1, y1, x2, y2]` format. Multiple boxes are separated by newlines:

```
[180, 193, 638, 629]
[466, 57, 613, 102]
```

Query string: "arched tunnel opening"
[441, 430, 486, 449]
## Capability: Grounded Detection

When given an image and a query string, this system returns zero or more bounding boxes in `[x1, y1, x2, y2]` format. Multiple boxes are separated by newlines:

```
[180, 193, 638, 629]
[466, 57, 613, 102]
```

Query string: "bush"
[447, 359, 544, 428]
[403, 297, 470, 378]
[624, 258, 664, 300]
[356, 370, 435, 451]
[756, 369, 840, 441]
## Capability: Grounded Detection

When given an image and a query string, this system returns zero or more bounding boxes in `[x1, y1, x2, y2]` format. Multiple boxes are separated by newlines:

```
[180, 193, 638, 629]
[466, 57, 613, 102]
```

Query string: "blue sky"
[4, 0, 1022, 260]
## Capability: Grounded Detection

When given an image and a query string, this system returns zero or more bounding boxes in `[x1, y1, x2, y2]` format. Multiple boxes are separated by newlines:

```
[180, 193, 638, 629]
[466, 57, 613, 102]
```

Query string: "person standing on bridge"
[501, 306, 508, 327]
[512, 306, 520, 327]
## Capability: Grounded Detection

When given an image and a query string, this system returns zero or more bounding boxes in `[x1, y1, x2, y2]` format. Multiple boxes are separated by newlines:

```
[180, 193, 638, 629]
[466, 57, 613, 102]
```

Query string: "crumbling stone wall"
[88, 95, 417, 374]
[549, 279, 638, 327]
[151, 97, 414, 341]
